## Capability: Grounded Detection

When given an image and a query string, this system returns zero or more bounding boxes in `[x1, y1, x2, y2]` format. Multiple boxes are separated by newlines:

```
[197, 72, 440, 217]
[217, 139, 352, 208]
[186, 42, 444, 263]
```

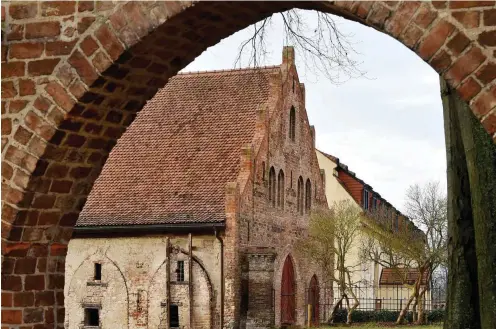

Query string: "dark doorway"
[170, 304, 179, 327]
[281, 256, 296, 325]
[308, 275, 319, 326]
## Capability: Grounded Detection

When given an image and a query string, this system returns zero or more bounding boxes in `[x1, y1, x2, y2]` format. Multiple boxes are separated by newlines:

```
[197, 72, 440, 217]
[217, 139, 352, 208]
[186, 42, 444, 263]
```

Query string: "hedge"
[330, 309, 444, 324]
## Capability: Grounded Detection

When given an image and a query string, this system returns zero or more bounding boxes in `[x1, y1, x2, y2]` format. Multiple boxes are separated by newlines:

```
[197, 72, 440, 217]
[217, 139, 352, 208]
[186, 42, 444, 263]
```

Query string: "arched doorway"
[308, 275, 320, 326]
[281, 256, 296, 325]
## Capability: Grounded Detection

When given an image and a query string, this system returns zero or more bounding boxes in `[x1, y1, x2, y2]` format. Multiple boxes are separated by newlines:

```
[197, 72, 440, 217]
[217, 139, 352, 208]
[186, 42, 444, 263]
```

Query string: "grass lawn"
[323, 325, 442, 329]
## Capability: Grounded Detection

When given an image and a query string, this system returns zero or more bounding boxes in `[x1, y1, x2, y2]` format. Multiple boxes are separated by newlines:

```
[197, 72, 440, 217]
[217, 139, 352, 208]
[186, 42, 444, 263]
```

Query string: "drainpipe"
[215, 228, 224, 329]
[188, 233, 193, 329]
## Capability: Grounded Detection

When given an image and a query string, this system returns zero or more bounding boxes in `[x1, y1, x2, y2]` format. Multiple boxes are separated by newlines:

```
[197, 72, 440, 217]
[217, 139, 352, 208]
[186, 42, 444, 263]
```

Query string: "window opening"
[84, 308, 99, 326]
[176, 261, 185, 282]
[94, 263, 101, 281]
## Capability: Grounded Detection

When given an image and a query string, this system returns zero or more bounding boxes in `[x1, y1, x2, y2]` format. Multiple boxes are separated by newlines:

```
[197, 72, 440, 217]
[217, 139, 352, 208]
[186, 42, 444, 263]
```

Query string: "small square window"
[84, 308, 99, 326]
[170, 304, 179, 327]
[94, 263, 101, 281]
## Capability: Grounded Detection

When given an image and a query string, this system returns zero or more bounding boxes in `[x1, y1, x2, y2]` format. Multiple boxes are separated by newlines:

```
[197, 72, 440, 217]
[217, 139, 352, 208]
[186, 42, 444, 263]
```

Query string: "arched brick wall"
[1, 1, 495, 327]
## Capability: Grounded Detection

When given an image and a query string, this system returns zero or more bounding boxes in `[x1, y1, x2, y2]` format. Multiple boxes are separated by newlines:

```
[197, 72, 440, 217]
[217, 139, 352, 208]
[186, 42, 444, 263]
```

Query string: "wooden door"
[281, 256, 296, 325]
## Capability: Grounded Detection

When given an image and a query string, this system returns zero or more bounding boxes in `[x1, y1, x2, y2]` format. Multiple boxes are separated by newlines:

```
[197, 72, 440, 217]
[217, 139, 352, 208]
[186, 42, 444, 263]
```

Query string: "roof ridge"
[177, 65, 280, 76]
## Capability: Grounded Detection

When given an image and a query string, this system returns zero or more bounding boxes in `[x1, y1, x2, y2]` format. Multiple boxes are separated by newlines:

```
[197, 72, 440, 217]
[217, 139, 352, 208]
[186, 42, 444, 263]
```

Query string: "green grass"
[323, 325, 442, 329]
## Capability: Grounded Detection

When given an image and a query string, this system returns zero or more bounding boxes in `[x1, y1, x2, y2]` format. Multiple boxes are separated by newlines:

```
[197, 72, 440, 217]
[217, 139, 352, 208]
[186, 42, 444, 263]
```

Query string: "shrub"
[328, 309, 442, 324]
[427, 308, 445, 323]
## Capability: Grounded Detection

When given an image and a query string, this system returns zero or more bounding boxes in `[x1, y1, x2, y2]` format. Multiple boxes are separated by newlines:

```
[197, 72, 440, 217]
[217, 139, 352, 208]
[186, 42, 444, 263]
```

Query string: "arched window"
[269, 167, 276, 207]
[289, 106, 296, 141]
[297, 176, 304, 215]
[309, 275, 320, 326]
[278, 170, 285, 209]
[305, 179, 312, 213]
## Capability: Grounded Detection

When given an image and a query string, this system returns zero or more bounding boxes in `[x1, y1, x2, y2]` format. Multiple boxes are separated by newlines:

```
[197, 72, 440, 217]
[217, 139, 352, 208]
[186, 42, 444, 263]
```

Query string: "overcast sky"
[182, 10, 447, 212]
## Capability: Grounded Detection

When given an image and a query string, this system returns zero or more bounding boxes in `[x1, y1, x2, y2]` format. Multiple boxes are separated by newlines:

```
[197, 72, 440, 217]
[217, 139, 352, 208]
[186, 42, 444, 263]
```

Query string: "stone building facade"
[65, 47, 328, 329]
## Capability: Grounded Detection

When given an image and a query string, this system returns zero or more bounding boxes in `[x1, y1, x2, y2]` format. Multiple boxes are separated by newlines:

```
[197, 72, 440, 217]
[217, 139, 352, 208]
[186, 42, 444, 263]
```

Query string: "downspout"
[188, 234, 193, 329]
[215, 228, 224, 329]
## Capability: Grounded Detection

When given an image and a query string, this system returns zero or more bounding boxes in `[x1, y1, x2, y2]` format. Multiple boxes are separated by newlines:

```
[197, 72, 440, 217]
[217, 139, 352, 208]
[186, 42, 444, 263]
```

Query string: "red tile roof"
[77, 66, 280, 227]
[379, 268, 429, 286]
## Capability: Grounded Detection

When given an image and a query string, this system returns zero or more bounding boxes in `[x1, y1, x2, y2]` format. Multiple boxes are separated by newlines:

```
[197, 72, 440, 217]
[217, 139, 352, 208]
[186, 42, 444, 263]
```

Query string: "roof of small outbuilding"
[380, 268, 429, 286]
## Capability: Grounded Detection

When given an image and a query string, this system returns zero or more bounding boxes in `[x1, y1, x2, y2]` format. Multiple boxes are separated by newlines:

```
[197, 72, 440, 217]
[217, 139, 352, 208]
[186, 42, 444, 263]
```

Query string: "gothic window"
[262, 161, 266, 181]
[305, 179, 312, 213]
[269, 167, 276, 207]
[278, 170, 285, 209]
[297, 176, 304, 215]
[289, 107, 296, 141]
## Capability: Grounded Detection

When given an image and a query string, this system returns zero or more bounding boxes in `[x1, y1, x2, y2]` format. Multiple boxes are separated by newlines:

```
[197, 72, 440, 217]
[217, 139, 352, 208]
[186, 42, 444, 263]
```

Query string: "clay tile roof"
[77, 66, 280, 227]
[379, 268, 429, 286]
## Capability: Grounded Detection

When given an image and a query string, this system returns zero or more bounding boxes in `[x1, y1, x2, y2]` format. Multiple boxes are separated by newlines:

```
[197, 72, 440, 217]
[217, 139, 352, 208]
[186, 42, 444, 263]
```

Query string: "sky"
[182, 10, 447, 213]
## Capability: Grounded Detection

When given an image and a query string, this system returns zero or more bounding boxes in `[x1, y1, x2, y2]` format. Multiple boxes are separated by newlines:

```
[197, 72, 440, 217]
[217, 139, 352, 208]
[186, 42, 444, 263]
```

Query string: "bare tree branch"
[235, 9, 365, 85]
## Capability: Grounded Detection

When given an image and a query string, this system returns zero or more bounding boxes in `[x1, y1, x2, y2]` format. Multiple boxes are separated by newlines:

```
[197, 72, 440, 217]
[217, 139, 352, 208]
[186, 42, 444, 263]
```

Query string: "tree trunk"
[416, 288, 427, 325]
[328, 295, 344, 324]
[412, 298, 418, 323]
[441, 78, 480, 329]
[345, 280, 359, 325]
[452, 83, 496, 329]
[396, 292, 415, 325]
[416, 270, 431, 325]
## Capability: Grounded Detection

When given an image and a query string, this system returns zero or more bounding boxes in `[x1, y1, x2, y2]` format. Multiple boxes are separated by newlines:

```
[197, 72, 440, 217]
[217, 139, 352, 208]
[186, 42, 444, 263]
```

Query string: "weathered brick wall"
[236, 49, 329, 328]
[64, 235, 221, 329]
[2, 1, 495, 327]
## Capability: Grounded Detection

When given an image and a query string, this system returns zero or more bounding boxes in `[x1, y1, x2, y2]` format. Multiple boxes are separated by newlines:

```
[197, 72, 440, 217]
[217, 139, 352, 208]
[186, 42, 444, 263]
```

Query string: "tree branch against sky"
[362, 181, 447, 325]
[235, 9, 365, 85]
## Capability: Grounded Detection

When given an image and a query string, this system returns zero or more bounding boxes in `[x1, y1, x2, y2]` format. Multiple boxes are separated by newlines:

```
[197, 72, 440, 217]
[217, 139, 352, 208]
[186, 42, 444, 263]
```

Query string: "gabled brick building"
[65, 47, 328, 329]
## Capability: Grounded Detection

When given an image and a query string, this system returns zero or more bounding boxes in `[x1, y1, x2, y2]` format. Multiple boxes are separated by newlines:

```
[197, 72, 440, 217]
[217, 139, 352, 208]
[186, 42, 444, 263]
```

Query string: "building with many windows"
[316, 151, 430, 311]
[64, 47, 328, 329]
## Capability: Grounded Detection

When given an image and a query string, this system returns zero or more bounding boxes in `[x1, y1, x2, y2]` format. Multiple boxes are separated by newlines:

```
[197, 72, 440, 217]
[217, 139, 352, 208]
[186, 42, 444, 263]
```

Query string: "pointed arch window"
[297, 176, 304, 215]
[305, 179, 312, 213]
[269, 167, 276, 207]
[289, 106, 296, 141]
[278, 170, 285, 209]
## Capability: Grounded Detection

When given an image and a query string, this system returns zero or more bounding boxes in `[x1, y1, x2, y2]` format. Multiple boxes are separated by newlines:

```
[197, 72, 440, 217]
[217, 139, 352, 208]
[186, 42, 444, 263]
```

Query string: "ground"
[324, 325, 442, 329]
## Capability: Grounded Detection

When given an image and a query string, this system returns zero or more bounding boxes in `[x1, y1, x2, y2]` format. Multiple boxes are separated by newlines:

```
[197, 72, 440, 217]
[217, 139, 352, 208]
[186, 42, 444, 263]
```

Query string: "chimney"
[282, 46, 295, 65]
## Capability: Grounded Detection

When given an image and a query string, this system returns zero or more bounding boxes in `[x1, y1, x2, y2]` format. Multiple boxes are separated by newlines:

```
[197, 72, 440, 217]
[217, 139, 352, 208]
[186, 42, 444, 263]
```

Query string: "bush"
[426, 308, 445, 323]
[329, 309, 442, 324]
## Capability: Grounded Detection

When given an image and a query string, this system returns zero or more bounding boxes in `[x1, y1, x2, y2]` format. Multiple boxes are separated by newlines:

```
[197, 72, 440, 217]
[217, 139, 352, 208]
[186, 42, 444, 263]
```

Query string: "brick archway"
[1, 1, 495, 327]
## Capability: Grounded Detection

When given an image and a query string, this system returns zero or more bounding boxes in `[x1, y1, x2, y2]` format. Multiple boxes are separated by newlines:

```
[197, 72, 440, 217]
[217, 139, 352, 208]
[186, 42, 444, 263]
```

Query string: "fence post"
[307, 304, 312, 327]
